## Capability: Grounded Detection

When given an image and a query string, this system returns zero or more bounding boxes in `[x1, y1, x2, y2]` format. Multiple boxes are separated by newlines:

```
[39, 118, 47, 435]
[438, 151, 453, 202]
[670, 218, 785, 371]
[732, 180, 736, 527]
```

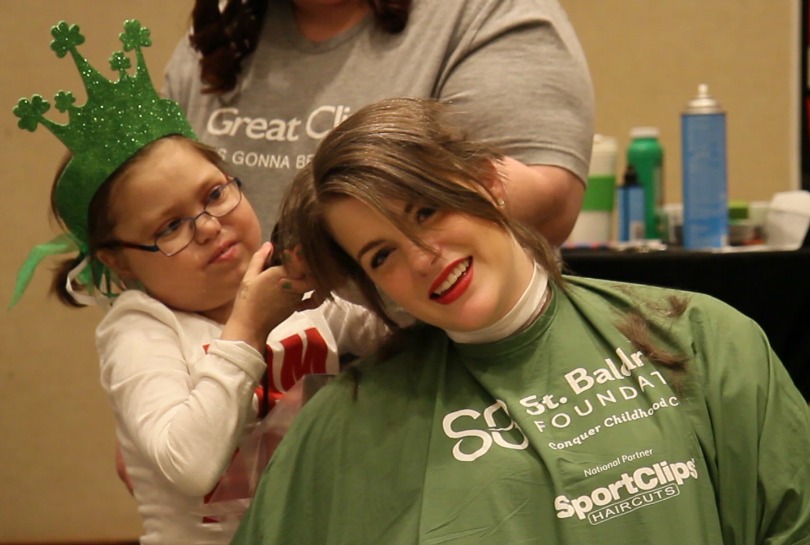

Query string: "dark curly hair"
[190, 0, 412, 94]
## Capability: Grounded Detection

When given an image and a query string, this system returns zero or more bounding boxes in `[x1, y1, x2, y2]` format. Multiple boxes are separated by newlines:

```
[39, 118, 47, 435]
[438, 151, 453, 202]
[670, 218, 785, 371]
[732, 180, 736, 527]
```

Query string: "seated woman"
[231, 98, 810, 544]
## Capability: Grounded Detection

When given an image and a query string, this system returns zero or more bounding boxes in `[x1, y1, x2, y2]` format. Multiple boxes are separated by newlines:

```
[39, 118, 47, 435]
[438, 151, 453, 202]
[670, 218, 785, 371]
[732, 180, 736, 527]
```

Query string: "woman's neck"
[292, 0, 370, 42]
[446, 263, 550, 344]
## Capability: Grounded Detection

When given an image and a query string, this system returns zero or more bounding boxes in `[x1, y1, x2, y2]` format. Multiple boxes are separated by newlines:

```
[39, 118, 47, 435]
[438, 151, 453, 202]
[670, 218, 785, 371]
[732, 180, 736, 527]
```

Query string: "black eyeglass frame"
[98, 177, 243, 257]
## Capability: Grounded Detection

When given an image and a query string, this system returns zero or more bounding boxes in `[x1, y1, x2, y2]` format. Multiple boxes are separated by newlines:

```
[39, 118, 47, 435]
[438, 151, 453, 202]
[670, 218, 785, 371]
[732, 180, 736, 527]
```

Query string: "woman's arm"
[498, 158, 585, 246]
[438, 0, 595, 243]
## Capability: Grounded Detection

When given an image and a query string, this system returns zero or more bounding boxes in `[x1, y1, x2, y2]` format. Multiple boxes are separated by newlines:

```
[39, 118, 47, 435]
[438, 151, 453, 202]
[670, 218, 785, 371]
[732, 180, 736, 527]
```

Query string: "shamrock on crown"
[13, 20, 154, 142]
[9, 18, 196, 308]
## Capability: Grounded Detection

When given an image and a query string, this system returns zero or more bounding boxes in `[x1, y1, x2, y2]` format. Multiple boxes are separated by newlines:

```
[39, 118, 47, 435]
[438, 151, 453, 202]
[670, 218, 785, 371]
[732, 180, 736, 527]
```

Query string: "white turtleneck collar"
[446, 263, 549, 344]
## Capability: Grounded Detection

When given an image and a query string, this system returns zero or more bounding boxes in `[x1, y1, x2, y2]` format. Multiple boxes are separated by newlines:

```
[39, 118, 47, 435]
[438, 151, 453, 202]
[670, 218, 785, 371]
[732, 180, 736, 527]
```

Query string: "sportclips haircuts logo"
[442, 400, 528, 462]
[555, 459, 698, 524]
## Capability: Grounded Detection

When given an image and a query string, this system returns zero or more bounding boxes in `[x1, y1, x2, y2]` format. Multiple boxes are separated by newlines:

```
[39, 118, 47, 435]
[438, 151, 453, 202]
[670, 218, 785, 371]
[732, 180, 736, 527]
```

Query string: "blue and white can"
[681, 84, 728, 249]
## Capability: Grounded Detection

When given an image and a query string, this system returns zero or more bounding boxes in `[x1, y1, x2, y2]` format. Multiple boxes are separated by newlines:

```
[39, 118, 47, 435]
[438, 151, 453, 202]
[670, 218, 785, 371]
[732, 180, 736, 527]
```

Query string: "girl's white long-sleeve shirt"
[96, 289, 385, 545]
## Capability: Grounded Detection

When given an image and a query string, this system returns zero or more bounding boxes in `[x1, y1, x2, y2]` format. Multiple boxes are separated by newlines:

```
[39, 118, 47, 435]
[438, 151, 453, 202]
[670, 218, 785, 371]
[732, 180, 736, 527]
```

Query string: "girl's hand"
[221, 242, 312, 351]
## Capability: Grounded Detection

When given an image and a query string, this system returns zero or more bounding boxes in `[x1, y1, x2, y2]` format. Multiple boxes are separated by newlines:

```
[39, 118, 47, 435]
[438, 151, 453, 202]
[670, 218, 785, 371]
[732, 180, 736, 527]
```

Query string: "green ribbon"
[8, 233, 90, 309]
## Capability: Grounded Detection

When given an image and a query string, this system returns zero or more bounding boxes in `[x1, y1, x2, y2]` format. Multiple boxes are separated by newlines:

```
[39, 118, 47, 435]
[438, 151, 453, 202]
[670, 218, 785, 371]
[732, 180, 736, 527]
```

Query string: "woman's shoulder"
[562, 275, 750, 322]
[273, 326, 446, 463]
[345, 324, 445, 376]
[559, 275, 770, 367]
[410, 0, 574, 30]
[300, 324, 445, 410]
[560, 275, 775, 383]
[162, 30, 203, 104]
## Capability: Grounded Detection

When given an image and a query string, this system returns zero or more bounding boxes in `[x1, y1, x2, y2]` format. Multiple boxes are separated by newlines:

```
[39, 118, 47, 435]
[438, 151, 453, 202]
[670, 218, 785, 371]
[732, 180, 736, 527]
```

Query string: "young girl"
[12, 20, 383, 545]
[232, 97, 810, 544]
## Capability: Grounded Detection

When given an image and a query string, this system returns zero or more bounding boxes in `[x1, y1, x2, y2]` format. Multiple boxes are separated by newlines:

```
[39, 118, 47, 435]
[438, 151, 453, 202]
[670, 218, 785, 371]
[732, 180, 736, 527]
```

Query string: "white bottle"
[568, 134, 617, 244]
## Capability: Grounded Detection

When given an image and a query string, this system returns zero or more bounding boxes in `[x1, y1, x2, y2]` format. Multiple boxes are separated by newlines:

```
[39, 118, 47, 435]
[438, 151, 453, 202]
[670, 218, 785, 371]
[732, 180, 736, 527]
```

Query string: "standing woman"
[231, 98, 810, 544]
[164, 0, 594, 244]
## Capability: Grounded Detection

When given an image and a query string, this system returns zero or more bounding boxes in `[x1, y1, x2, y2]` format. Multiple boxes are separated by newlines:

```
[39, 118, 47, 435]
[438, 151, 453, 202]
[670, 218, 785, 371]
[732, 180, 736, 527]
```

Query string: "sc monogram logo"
[442, 400, 529, 462]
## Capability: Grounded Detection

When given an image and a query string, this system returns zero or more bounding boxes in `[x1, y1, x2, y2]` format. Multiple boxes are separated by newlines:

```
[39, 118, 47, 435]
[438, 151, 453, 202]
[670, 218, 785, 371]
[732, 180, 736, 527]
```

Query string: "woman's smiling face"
[324, 197, 535, 332]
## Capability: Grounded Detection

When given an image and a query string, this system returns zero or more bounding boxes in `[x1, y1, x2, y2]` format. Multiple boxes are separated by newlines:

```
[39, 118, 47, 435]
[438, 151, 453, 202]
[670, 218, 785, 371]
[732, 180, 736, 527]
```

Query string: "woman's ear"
[96, 249, 137, 281]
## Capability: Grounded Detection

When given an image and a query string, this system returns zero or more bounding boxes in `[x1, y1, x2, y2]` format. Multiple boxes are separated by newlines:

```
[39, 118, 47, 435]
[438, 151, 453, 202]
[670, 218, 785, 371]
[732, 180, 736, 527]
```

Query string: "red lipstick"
[429, 257, 473, 304]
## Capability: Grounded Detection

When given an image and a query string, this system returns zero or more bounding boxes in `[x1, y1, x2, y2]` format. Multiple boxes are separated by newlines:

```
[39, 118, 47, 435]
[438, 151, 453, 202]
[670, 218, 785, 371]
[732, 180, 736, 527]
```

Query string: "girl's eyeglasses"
[100, 177, 243, 257]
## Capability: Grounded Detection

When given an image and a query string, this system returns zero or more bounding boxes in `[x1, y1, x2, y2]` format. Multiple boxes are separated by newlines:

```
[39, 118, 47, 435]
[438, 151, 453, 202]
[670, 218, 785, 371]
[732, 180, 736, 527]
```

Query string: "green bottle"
[627, 127, 664, 239]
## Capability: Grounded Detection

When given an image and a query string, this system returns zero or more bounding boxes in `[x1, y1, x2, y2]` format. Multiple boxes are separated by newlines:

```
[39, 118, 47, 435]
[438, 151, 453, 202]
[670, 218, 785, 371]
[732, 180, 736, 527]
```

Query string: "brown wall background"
[0, 0, 796, 541]
[1, 2, 194, 541]
[565, 0, 798, 204]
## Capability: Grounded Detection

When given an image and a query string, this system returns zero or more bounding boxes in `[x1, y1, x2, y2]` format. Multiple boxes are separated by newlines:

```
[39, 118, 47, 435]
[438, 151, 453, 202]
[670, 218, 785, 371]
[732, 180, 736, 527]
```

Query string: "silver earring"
[497, 198, 505, 208]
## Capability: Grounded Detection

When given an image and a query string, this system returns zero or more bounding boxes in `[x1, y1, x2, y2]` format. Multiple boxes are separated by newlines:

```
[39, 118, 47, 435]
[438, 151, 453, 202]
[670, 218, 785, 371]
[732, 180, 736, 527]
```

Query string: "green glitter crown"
[13, 19, 196, 244]
[8, 19, 196, 309]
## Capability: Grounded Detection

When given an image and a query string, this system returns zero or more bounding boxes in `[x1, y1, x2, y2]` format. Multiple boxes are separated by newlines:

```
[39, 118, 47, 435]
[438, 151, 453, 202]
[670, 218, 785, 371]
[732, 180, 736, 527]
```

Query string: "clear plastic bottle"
[617, 164, 646, 242]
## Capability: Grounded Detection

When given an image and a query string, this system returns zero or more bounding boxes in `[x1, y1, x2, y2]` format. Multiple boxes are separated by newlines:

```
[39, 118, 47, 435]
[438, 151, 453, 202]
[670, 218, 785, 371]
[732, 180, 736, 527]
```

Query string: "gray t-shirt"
[165, 0, 595, 234]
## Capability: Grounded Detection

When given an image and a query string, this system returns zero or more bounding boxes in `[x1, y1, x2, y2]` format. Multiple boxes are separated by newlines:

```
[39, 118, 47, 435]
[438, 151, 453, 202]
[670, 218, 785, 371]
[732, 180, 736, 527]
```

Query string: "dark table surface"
[561, 247, 810, 399]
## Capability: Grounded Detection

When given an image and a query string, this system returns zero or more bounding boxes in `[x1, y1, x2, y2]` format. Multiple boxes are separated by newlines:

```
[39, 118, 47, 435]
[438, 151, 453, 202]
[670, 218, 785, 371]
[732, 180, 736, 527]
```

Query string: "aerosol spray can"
[681, 84, 728, 249]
